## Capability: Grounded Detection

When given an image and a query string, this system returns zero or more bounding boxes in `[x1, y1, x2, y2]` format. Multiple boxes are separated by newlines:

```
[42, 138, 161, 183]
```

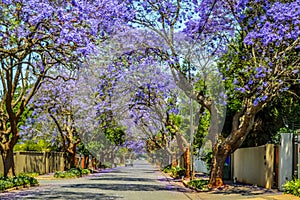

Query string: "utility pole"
[189, 97, 194, 180]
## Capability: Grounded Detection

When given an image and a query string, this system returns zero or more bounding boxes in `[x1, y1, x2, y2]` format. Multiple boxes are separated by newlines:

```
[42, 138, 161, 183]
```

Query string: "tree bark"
[67, 144, 77, 168]
[171, 152, 177, 167]
[209, 142, 231, 187]
[184, 147, 191, 179]
[175, 133, 190, 178]
[1, 148, 16, 177]
[67, 152, 76, 168]
[0, 130, 19, 177]
[84, 155, 89, 169]
[208, 105, 257, 187]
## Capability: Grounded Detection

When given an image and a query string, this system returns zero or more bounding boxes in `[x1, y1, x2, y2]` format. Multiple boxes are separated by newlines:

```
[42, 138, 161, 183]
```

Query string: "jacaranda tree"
[0, 0, 130, 176]
[74, 60, 128, 165]
[186, 0, 300, 186]
[115, 0, 229, 185]
[29, 75, 81, 168]
[121, 0, 299, 187]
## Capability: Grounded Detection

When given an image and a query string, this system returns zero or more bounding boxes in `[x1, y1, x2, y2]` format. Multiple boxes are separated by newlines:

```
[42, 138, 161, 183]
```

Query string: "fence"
[0, 151, 65, 175]
[232, 144, 275, 189]
[232, 133, 295, 190]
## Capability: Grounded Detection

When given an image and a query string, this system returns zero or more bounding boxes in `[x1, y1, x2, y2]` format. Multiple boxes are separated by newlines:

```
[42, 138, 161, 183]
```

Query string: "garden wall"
[0, 151, 65, 175]
[233, 144, 275, 189]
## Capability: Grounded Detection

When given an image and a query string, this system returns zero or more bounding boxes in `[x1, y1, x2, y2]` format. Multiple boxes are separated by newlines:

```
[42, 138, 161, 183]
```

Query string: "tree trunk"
[1, 148, 16, 177]
[84, 155, 89, 169]
[67, 152, 76, 168]
[209, 143, 230, 187]
[208, 104, 258, 188]
[209, 147, 227, 187]
[184, 148, 191, 179]
[1, 131, 19, 177]
[171, 152, 177, 167]
[175, 133, 190, 178]
[98, 151, 102, 168]
[67, 144, 77, 169]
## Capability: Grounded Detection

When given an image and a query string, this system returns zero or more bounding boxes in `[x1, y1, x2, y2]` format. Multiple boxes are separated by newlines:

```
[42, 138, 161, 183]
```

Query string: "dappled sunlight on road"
[0, 160, 197, 200]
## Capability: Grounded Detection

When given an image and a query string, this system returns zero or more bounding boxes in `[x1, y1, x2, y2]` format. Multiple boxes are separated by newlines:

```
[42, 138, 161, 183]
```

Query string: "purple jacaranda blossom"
[261, 95, 268, 101]
[253, 97, 260, 106]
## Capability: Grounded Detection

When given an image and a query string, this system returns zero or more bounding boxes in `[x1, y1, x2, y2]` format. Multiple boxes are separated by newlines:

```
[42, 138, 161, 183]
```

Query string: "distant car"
[125, 159, 133, 167]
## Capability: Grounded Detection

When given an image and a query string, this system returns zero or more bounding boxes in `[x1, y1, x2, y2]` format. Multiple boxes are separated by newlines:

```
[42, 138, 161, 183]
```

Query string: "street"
[0, 160, 201, 200]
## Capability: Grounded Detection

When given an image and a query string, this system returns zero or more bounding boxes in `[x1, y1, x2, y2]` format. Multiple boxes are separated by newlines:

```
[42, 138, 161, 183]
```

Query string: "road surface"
[0, 160, 201, 200]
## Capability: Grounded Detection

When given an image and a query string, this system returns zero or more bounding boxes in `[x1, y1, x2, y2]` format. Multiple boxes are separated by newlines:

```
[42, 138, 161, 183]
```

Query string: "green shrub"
[64, 172, 78, 178]
[283, 179, 300, 197]
[0, 180, 14, 190]
[170, 166, 186, 179]
[15, 174, 38, 186]
[27, 176, 38, 186]
[54, 171, 65, 178]
[14, 140, 52, 152]
[54, 171, 77, 178]
[187, 179, 209, 190]
[81, 169, 91, 175]
[102, 162, 112, 169]
[12, 176, 25, 186]
[0, 176, 11, 181]
[162, 166, 186, 178]
[18, 172, 40, 177]
[68, 168, 82, 177]
[0, 174, 38, 190]
[14, 173, 39, 186]
[54, 168, 91, 178]
[162, 165, 172, 173]
[201, 150, 213, 171]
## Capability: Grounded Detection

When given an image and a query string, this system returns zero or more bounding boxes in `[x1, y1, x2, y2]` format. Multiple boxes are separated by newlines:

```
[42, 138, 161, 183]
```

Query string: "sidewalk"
[192, 184, 300, 200]
[197, 192, 299, 200]
[35, 173, 55, 180]
[162, 173, 300, 200]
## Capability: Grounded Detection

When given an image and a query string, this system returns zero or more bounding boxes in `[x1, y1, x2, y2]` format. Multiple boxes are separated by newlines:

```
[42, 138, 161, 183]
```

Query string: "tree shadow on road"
[0, 189, 123, 199]
[98, 169, 125, 174]
[63, 183, 190, 193]
[89, 177, 155, 182]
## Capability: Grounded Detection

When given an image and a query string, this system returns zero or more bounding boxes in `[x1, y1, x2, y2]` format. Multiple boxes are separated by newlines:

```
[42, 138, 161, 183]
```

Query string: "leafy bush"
[68, 168, 82, 177]
[283, 179, 300, 197]
[81, 169, 92, 175]
[0, 180, 14, 190]
[18, 172, 40, 178]
[54, 171, 65, 178]
[170, 166, 186, 179]
[201, 150, 213, 171]
[0, 174, 38, 190]
[162, 165, 172, 173]
[54, 171, 77, 178]
[162, 165, 186, 178]
[14, 140, 52, 152]
[54, 168, 91, 178]
[187, 179, 209, 190]
[17, 175, 38, 186]
[102, 162, 112, 169]
[12, 176, 25, 186]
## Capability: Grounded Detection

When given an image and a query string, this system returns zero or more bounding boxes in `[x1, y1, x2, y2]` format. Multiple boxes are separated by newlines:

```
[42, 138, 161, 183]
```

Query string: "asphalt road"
[0, 160, 201, 200]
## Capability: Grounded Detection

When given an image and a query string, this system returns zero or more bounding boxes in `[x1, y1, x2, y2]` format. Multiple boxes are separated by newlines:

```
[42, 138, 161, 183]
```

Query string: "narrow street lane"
[0, 160, 201, 200]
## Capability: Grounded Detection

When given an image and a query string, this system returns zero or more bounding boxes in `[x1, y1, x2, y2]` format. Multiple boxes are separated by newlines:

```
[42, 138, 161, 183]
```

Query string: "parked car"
[125, 159, 133, 167]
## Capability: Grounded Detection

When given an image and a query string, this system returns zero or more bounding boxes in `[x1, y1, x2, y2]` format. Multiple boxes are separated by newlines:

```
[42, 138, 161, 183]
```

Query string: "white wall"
[279, 133, 293, 191]
[233, 144, 274, 188]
